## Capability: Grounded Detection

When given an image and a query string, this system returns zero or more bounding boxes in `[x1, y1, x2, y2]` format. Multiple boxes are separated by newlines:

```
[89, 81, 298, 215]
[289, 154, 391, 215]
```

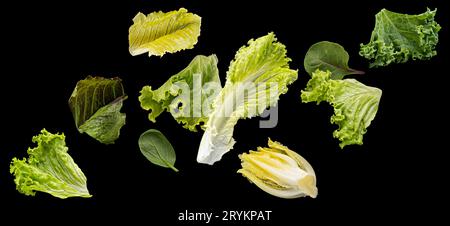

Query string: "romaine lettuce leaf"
[301, 70, 381, 148]
[139, 55, 222, 132]
[360, 8, 441, 67]
[197, 33, 298, 165]
[69, 76, 127, 144]
[129, 8, 201, 57]
[10, 129, 91, 199]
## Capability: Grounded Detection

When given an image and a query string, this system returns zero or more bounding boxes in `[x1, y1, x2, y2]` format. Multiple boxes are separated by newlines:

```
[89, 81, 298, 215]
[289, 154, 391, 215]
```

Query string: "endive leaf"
[197, 33, 298, 165]
[69, 76, 127, 144]
[238, 139, 317, 199]
[139, 55, 221, 132]
[129, 8, 201, 57]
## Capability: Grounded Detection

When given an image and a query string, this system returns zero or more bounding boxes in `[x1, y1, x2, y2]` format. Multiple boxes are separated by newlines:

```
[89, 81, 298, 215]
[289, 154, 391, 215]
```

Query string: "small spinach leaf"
[304, 41, 364, 79]
[138, 129, 178, 172]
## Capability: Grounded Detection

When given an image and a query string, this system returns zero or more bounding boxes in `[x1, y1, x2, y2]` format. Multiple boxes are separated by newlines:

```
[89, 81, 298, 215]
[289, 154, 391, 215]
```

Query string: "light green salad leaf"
[197, 33, 298, 165]
[10, 129, 91, 199]
[139, 55, 222, 132]
[301, 70, 382, 148]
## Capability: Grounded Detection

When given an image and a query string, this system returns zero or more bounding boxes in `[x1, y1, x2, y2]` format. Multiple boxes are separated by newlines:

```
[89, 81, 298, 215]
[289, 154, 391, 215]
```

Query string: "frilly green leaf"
[10, 129, 91, 199]
[360, 8, 441, 67]
[139, 55, 222, 132]
[301, 70, 382, 148]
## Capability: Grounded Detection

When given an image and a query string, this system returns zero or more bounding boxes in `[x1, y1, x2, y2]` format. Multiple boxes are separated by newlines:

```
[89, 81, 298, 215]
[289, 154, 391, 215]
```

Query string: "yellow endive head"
[238, 139, 317, 199]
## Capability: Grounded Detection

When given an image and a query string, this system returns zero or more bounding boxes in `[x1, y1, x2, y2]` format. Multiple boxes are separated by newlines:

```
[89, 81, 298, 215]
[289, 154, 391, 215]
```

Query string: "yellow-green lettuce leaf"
[197, 33, 298, 165]
[10, 129, 91, 199]
[301, 70, 382, 148]
[129, 8, 201, 57]
[139, 55, 221, 132]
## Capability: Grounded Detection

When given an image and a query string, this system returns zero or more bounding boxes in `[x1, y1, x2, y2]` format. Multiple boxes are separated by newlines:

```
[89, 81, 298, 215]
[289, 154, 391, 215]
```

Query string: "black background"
[1, 0, 448, 224]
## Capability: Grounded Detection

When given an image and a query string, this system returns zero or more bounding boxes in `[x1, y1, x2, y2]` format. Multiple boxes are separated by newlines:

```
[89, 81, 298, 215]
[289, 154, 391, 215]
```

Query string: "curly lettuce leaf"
[301, 70, 381, 148]
[304, 41, 364, 79]
[139, 55, 221, 132]
[69, 76, 127, 144]
[360, 8, 441, 67]
[10, 129, 91, 199]
[197, 33, 298, 165]
[129, 8, 201, 57]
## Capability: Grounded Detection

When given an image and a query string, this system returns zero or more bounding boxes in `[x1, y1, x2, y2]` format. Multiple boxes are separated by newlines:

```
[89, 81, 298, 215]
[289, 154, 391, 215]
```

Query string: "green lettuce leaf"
[129, 8, 201, 57]
[69, 76, 127, 144]
[10, 129, 91, 199]
[197, 33, 298, 165]
[139, 55, 221, 132]
[301, 70, 382, 148]
[360, 8, 441, 67]
[304, 41, 364, 79]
